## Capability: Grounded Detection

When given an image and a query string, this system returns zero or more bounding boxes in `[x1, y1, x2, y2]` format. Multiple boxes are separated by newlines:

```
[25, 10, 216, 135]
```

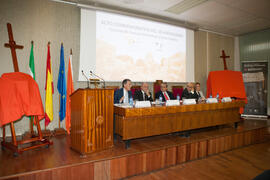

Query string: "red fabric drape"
[0, 72, 44, 127]
[206, 70, 247, 114]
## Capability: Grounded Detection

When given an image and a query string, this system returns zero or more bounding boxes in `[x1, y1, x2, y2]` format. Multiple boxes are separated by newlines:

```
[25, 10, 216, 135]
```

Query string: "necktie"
[163, 92, 169, 100]
[142, 92, 145, 101]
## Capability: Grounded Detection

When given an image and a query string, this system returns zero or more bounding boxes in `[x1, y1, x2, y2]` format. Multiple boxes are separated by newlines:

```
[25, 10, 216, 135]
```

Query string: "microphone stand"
[81, 70, 90, 88]
[90, 71, 106, 88]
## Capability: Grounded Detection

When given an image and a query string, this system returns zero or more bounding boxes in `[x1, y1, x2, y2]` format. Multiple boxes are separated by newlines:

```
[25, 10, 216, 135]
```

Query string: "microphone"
[90, 70, 105, 88]
[81, 70, 90, 89]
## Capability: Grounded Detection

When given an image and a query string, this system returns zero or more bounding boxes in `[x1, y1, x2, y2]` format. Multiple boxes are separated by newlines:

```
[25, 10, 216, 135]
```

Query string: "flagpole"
[54, 42, 67, 136]
[30, 41, 35, 136]
[58, 42, 63, 129]
[45, 41, 50, 131]
[59, 42, 63, 129]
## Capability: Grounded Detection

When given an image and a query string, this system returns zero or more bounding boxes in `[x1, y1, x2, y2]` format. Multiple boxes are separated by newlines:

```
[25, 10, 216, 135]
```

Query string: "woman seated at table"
[195, 82, 205, 100]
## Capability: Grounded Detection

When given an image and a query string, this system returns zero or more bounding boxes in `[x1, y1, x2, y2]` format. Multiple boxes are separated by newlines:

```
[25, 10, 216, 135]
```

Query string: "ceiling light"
[166, 0, 208, 14]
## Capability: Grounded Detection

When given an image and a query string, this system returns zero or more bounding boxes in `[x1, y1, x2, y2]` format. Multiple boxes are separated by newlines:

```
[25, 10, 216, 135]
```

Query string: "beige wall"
[0, 0, 81, 136]
[194, 30, 235, 95]
[0, 0, 236, 137]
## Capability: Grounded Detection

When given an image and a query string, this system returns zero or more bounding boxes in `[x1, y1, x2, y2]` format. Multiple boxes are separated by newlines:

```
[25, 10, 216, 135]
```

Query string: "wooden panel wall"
[4, 127, 268, 180]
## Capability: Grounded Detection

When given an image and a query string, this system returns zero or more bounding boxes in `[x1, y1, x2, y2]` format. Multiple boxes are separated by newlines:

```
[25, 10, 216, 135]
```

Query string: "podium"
[70, 88, 114, 154]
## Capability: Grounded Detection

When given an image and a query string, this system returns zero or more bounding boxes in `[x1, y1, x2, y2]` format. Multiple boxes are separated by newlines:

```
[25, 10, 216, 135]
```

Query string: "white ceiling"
[72, 0, 270, 36]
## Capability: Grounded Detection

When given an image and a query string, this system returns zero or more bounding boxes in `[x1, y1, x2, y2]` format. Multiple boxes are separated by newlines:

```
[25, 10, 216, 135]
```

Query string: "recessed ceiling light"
[166, 0, 208, 14]
[122, 0, 144, 4]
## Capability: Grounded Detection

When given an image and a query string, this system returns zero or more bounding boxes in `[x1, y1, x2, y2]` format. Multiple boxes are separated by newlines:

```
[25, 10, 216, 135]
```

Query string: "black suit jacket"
[181, 88, 199, 100]
[155, 91, 175, 102]
[133, 90, 153, 102]
[114, 88, 132, 104]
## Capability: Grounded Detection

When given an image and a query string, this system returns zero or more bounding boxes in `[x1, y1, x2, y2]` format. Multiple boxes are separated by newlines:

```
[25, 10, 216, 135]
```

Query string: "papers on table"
[206, 98, 218, 103]
[183, 99, 196, 105]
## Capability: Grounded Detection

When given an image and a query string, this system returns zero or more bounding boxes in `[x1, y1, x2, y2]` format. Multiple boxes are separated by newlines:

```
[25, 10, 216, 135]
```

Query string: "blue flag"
[57, 44, 67, 121]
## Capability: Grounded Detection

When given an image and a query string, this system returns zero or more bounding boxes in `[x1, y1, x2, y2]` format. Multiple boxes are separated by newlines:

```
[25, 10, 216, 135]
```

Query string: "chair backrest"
[153, 80, 163, 100]
[172, 86, 184, 99]
[130, 85, 141, 98]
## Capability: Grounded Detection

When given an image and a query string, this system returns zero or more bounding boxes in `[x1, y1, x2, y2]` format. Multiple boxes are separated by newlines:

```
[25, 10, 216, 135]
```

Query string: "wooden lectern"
[70, 88, 114, 154]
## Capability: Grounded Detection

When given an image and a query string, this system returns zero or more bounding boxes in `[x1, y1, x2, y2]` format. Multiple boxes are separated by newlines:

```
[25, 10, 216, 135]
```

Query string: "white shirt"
[141, 90, 145, 101]
[123, 88, 129, 104]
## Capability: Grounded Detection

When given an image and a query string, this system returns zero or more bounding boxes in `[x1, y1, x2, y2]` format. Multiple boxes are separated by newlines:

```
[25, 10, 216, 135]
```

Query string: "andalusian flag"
[29, 41, 35, 80]
[45, 43, 54, 126]
[57, 44, 67, 121]
[65, 49, 74, 134]
[29, 41, 36, 124]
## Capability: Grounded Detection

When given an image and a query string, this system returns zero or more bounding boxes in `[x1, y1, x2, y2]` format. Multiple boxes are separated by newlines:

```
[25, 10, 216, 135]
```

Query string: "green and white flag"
[29, 42, 35, 80]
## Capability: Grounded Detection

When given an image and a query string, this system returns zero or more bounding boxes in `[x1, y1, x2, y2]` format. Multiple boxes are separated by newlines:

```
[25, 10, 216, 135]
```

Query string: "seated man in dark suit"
[181, 82, 199, 100]
[133, 82, 153, 102]
[114, 79, 132, 104]
[155, 82, 175, 102]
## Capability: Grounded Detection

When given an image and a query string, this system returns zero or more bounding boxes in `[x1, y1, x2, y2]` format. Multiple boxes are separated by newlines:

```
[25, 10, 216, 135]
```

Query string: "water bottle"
[129, 97, 134, 106]
[210, 94, 212, 98]
[216, 93, 219, 101]
[176, 94, 180, 100]
[159, 95, 163, 102]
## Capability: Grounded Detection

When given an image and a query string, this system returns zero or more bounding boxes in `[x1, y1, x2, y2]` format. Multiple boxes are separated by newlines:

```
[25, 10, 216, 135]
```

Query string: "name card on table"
[182, 99, 196, 105]
[135, 101, 151, 108]
[221, 97, 232, 102]
[166, 100, 180, 106]
[206, 98, 218, 103]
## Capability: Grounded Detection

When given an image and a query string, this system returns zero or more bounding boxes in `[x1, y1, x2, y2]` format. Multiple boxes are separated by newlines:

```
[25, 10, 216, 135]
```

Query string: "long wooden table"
[114, 101, 245, 148]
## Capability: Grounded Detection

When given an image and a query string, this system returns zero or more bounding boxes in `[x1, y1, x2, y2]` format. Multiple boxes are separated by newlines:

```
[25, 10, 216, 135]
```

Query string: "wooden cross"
[4, 23, 24, 72]
[220, 50, 230, 70]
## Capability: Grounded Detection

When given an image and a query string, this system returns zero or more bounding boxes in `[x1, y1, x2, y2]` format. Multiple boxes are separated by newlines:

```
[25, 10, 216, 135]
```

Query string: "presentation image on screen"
[79, 9, 192, 82]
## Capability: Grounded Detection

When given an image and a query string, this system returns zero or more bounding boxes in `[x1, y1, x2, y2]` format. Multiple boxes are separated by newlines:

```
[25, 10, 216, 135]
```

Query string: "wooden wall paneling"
[260, 128, 267, 142]
[189, 142, 199, 161]
[144, 150, 164, 172]
[126, 154, 144, 177]
[70, 163, 94, 180]
[177, 144, 187, 164]
[231, 134, 238, 149]
[244, 131, 252, 146]
[224, 135, 232, 152]
[238, 132, 244, 147]
[94, 160, 110, 180]
[19, 174, 37, 180]
[52, 167, 72, 180]
[18, 171, 52, 180]
[198, 140, 207, 158]
[165, 147, 177, 167]
[207, 139, 216, 155]
[217, 136, 225, 153]
[110, 157, 127, 179]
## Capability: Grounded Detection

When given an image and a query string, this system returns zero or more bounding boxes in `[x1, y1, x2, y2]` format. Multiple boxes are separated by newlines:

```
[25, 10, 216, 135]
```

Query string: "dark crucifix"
[4, 23, 24, 72]
[220, 50, 230, 70]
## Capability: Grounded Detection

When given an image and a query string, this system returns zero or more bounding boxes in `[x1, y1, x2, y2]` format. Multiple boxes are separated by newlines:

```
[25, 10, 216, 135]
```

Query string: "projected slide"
[80, 9, 189, 82]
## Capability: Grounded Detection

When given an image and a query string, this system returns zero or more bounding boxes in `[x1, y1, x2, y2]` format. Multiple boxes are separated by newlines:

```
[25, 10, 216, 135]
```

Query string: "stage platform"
[0, 119, 269, 180]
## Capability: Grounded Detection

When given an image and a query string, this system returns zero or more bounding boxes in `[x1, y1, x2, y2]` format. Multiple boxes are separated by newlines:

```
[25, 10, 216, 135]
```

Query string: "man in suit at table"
[134, 82, 153, 102]
[155, 82, 175, 102]
[114, 79, 132, 104]
[181, 82, 199, 100]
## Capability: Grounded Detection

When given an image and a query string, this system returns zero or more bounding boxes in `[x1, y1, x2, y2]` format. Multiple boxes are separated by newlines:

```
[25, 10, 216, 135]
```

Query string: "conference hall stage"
[0, 119, 269, 180]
